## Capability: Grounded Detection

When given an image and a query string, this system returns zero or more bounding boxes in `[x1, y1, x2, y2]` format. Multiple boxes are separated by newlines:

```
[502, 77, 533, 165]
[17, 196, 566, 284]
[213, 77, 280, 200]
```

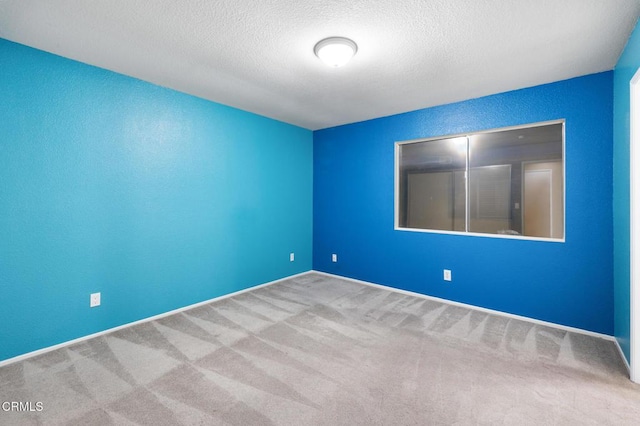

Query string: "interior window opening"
[396, 121, 565, 240]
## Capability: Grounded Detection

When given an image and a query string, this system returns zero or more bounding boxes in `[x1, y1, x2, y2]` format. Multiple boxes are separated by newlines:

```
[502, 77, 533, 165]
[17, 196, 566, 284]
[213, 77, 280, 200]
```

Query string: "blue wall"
[314, 73, 614, 335]
[614, 22, 640, 363]
[0, 39, 313, 362]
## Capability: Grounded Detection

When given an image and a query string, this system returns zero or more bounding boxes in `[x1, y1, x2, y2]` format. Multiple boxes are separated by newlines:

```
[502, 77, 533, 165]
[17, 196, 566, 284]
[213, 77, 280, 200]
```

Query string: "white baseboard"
[313, 270, 616, 342]
[0, 271, 311, 368]
[1, 269, 624, 371]
[614, 338, 631, 374]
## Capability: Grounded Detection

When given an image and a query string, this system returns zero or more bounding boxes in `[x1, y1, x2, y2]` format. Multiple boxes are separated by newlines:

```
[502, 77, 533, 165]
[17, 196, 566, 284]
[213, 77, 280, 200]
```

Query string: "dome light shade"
[314, 37, 357, 68]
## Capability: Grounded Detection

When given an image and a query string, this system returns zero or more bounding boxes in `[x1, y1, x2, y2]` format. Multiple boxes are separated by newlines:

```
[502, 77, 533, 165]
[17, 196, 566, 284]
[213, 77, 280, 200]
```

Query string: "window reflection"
[397, 122, 564, 240]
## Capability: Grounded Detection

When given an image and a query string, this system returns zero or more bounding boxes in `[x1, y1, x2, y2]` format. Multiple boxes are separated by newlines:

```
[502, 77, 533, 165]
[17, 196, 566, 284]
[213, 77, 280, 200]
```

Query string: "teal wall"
[0, 39, 313, 362]
[614, 22, 640, 364]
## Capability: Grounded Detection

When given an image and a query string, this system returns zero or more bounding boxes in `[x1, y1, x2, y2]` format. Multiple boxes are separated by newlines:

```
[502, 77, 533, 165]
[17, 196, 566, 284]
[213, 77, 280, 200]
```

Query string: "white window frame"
[394, 120, 566, 243]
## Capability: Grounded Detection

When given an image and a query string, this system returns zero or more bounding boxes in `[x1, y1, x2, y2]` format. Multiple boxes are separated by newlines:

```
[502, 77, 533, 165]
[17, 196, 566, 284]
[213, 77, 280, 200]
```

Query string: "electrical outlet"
[90, 292, 101, 308]
[290, 252, 295, 262]
[443, 269, 452, 281]
[332, 254, 338, 262]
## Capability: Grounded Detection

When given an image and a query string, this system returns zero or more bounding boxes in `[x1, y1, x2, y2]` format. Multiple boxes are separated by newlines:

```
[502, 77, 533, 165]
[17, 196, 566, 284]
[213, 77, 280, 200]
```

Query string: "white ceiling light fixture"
[314, 37, 358, 68]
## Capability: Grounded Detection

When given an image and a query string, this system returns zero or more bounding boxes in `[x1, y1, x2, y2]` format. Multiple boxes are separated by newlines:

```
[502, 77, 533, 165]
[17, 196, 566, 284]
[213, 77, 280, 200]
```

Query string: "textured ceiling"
[1, 0, 639, 130]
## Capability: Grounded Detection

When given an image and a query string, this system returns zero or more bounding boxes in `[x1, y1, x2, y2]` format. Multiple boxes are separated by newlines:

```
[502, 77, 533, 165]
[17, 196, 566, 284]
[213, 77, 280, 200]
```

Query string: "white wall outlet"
[332, 253, 338, 262]
[443, 269, 452, 281]
[290, 252, 295, 262]
[90, 292, 101, 308]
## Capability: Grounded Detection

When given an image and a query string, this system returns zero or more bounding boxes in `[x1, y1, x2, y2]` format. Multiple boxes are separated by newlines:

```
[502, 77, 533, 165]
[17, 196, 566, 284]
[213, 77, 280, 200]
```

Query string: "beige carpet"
[0, 273, 638, 425]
